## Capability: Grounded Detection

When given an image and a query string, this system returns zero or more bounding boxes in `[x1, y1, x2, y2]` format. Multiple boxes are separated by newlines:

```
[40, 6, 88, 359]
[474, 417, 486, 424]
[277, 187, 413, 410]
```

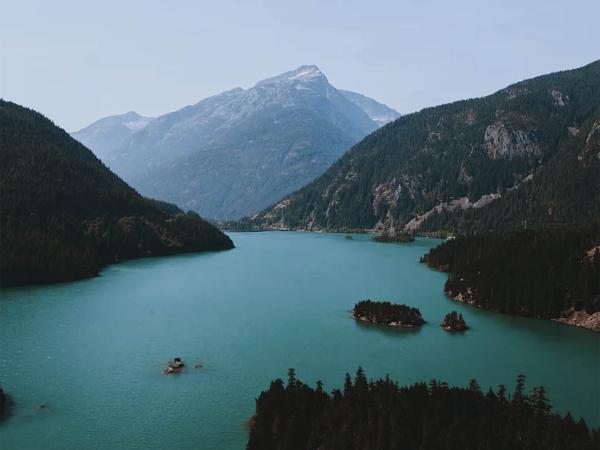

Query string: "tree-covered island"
[352, 300, 425, 327]
[441, 311, 469, 331]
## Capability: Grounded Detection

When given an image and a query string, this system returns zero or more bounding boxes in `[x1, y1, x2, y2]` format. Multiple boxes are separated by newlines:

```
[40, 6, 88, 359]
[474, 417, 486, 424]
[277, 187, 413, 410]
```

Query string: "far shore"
[222, 225, 448, 239]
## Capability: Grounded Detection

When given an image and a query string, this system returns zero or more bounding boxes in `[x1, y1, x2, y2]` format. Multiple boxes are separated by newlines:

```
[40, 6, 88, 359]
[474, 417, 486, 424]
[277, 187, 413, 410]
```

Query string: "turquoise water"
[0, 232, 598, 449]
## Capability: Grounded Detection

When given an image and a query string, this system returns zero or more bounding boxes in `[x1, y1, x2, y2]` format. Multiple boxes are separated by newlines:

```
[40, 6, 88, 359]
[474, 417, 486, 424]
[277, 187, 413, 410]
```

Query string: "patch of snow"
[124, 117, 153, 131]
[288, 67, 323, 80]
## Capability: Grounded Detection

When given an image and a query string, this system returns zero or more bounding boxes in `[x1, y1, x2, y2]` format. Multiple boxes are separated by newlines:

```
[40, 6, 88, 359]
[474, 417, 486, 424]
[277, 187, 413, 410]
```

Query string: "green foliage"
[422, 225, 600, 317]
[0, 100, 233, 286]
[441, 311, 468, 331]
[352, 300, 424, 326]
[420, 110, 600, 234]
[247, 370, 599, 450]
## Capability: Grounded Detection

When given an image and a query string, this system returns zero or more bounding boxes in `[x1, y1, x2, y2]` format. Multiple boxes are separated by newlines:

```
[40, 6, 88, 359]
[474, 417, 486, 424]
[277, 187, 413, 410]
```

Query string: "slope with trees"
[247, 368, 599, 450]
[421, 226, 600, 331]
[249, 60, 600, 235]
[0, 100, 233, 286]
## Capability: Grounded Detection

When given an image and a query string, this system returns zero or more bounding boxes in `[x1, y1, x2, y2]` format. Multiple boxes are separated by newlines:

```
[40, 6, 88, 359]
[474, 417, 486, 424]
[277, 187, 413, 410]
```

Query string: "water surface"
[0, 232, 598, 449]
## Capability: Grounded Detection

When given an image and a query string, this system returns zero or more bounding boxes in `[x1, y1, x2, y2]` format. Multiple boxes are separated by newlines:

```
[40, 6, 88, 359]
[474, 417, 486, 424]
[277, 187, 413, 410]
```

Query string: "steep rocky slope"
[250, 60, 600, 234]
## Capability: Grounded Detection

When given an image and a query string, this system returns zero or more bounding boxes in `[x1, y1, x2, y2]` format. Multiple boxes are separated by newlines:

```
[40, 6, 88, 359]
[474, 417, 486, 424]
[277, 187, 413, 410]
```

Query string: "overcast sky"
[1, 0, 598, 131]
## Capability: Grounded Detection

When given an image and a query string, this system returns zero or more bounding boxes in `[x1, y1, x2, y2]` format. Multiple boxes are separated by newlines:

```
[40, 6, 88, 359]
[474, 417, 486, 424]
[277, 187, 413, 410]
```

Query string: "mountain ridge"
[246, 60, 600, 234]
[72, 65, 400, 219]
[339, 89, 400, 126]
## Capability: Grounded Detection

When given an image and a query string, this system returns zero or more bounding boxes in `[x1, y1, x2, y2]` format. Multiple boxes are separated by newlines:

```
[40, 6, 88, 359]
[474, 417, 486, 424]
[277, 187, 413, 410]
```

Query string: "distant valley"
[72, 66, 400, 220]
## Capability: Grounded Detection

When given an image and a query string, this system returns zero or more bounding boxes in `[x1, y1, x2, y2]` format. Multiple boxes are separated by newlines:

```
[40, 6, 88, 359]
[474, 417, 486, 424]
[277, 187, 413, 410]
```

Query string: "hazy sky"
[1, 0, 598, 131]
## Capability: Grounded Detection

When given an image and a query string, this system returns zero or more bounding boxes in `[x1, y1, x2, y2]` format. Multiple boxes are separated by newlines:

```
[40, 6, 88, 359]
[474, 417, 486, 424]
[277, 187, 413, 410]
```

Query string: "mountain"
[72, 65, 399, 219]
[71, 111, 153, 161]
[340, 89, 400, 126]
[249, 60, 600, 234]
[0, 100, 233, 286]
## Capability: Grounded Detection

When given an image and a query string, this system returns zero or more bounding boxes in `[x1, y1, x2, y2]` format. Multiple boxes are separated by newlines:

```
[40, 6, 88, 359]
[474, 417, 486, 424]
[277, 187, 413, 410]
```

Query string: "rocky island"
[164, 357, 185, 374]
[352, 300, 425, 327]
[441, 311, 469, 331]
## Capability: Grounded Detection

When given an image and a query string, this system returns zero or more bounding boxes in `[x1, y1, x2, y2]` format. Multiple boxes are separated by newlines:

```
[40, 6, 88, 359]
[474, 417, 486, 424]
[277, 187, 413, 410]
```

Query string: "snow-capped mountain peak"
[288, 65, 323, 81]
[256, 65, 328, 87]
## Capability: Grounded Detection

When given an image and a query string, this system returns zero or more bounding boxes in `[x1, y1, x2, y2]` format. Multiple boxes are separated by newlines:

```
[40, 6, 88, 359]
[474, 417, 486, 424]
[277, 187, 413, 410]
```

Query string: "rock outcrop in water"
[164, 357, 185, 374]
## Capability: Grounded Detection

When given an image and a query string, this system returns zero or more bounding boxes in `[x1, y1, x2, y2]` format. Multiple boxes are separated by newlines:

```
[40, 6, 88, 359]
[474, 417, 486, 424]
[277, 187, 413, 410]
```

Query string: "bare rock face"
[484, 122, 539, 160]
[584, 245, 600, 263]
[586, 120, 600, 159]
[550, 89, 569, 106]
[372, 179, 402, 215]
[554, 308, 600, 333]
[578, 119, 600, 163]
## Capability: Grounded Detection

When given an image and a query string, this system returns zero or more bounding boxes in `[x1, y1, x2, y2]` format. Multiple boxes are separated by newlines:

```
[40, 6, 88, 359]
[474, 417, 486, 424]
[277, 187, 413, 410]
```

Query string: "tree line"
[421, 225, 600, 318]
[247, 368, 598, 450]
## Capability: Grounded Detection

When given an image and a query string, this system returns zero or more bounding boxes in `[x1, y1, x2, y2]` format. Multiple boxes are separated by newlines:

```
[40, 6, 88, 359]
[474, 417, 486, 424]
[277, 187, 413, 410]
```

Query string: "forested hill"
[421, 226, 600, 331]
[248, 60, 600, 234]
[0, 100, 233, 286]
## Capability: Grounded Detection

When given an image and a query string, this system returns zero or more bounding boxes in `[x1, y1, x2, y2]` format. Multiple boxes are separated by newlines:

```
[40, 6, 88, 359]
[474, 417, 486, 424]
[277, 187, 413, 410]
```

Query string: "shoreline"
[224, 226, 447, 240]
[445, 288, 600, 334]
[351, 311, 422, 328]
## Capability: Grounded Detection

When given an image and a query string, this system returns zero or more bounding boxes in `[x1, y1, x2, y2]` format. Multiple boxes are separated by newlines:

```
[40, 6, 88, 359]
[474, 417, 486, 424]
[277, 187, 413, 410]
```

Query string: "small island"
[352, 300, 425, 327]
[441, 311, 469, 331]
[372, 232, 414, 243]
[344, 235, 353, 240]
[164, 357, 185, 374]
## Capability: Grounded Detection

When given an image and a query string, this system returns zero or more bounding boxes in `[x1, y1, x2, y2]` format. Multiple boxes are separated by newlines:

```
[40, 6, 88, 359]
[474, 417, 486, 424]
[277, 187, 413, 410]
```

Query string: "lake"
[0, 232, 598, 449]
